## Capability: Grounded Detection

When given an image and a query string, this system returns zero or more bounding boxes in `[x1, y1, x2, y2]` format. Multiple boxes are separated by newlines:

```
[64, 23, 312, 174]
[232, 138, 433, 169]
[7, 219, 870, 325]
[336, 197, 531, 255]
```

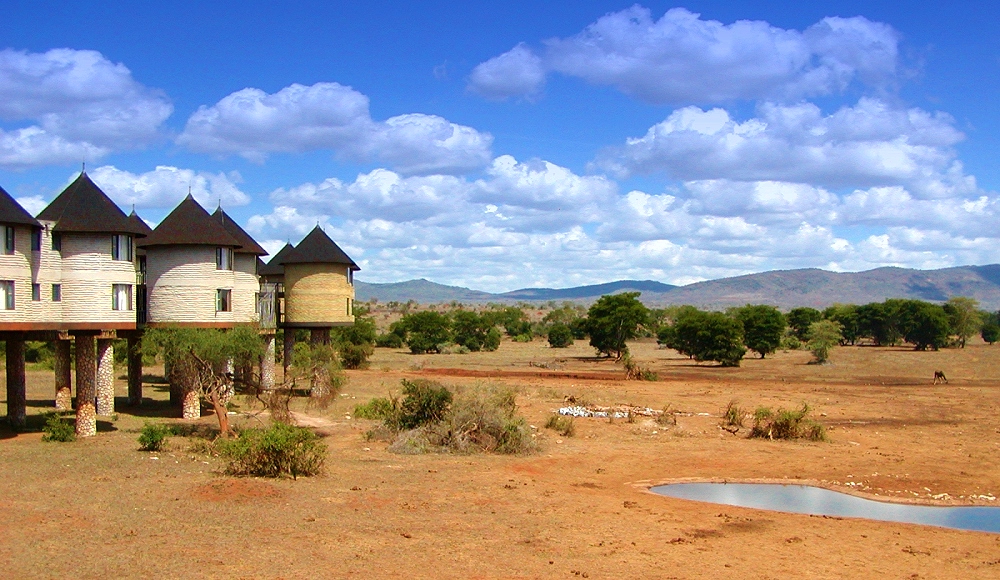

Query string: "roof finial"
[81, 161, 86, 174]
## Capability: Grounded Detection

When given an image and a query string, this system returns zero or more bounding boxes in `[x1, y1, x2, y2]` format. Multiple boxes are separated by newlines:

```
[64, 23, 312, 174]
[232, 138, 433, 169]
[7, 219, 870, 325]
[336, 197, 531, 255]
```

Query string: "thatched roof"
[138, 195, 240, 248]
[36, 173, 142, 235]
[0, 184, 41, 228]
[281, 226, 359, 270]
[127, 210, 153, 237]
[259, 242, 294, 277]
[212, 207, 267, 255]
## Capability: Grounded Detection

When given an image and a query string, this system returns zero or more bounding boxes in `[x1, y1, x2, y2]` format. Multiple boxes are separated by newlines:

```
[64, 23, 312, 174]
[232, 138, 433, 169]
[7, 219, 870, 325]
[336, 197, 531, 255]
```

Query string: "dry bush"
[749, 403, 827, 441]
[544, 414, 575, 436]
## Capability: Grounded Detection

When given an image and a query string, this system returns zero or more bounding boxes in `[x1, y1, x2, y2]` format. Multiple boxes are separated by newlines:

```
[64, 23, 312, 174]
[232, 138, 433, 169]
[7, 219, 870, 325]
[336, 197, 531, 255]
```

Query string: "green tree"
[673, 310, 746, 366]
[898, 300, 951, 351]
[485, 306, 531, 337]
[451, 310, 492, 352]
[787, 307, 822, 340]
[398, 311, 452, 354]
[330, 313, 376, 368]
[982, 320, 1000, 345]
[823, 304, 860, 345]
[806, 320, 842, 364]
[547, 323, 574, 348]
[583, 292, 649, 359]
[734, 304, 785, 359]
[943, 296, 982, 348]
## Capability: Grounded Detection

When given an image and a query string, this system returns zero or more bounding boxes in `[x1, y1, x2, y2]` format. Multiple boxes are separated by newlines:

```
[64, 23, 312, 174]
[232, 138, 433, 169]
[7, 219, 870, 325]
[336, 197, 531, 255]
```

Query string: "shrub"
[482, 327, 501, 352]
[398, 379, 453, 430]
[217, 423, 327, 479]
[780, 335, 802, 350]
[512, 333, 533, 343]
[375, 332, 404, 348]
[544, 414, 575, 437]
[339, 342, 374, 369]
[749, 404, 826, 441]
[547, 324, 574, 348]
[622, 354, 658, 380]
[41, 413, 75, 442]
[353, 396, 398, 420]
[722, 400, 746, 428]
[138, 423, 170, 451]
[806, 320, 843, 363]
[431, 385, 535, 454]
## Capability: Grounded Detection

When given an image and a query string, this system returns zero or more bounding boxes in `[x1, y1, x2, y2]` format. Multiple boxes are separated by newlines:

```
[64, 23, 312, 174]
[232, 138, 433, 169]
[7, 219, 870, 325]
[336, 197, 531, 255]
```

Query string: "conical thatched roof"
[138, 194, 240, 248]
[0, 185, 40, 228]
[37, 173, 143, 235]
[212, 207, 267, 255]
[259, 242, 294, 277]
[280, 226, 359, 270]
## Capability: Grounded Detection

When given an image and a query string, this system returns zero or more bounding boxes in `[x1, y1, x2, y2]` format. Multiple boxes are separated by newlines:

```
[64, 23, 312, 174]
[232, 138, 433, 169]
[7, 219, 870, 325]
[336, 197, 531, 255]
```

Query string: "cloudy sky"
[2, 1, 999, 291]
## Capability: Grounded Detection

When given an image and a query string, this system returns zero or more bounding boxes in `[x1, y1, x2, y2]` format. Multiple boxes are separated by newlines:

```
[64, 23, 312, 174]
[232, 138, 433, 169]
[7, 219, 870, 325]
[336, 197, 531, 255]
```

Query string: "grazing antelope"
[933, 370, 948, 384]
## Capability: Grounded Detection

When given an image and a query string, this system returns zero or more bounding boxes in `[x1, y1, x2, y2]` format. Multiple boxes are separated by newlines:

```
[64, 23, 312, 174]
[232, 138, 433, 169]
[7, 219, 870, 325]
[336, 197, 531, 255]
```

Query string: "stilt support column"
[96, 339, 114, 416]
[54, 339, 72, 411]
[75, 335, 97, 437]
[261, 334, 276, 391]
[5, 338, 26, 429]
[127, 337, 142, 406]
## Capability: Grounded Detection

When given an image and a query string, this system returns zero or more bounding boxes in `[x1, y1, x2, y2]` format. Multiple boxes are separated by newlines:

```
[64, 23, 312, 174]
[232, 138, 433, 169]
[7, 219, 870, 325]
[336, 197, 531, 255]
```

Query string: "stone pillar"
[5, 338, 26, 429]
[215, 358, 235, 406]
[261, 334, 276, 391]
[310, 328, 330, 345]
[75, 335, 97, 437]
[127, 336, 142, 406]
[283, 330, 295, 375]
[181, 387, 200, 419]
[54, 340, 72, 411]
[96, 339, 114, 416]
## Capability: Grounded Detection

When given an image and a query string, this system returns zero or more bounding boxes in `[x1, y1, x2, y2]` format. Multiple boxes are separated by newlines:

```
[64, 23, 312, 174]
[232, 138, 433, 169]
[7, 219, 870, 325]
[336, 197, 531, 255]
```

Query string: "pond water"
[651, 483, 1000, 534]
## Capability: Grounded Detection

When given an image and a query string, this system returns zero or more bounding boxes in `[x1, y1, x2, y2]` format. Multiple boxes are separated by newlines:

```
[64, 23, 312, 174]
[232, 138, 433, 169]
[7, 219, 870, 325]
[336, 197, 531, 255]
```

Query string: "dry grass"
[3, 338, 1000, 578]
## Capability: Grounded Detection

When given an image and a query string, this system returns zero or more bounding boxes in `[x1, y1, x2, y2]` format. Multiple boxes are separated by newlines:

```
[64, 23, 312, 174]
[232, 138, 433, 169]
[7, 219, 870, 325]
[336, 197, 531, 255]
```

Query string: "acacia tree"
[398, 311, 452, 354]
[787, 307, 822, 340]
[673, 310, 746, 367]
[806, 320, 842, 364]
[584, 292, 649, 359]
[733, 304, 785, 359]
[944, 296, 982, 348]
[143, 326, 264, 436]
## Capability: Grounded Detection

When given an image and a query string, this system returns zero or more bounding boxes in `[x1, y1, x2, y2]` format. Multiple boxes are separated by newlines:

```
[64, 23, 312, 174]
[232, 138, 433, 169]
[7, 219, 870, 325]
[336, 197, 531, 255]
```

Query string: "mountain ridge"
[354, 265, 1000, 310]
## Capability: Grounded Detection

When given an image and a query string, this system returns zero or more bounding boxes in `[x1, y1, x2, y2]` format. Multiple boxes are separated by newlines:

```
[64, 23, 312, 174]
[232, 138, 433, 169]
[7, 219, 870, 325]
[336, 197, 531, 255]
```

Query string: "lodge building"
[1, 173, 359, 436]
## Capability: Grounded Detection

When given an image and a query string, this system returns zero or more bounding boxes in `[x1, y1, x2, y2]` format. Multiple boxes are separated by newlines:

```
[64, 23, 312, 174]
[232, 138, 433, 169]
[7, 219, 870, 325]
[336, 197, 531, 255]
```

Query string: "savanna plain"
[3, 338, 1000, 579]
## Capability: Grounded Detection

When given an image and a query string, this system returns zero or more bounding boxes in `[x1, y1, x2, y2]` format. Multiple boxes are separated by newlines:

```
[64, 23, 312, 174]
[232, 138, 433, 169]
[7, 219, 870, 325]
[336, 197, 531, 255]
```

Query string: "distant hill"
[355, 264, 1000, 310]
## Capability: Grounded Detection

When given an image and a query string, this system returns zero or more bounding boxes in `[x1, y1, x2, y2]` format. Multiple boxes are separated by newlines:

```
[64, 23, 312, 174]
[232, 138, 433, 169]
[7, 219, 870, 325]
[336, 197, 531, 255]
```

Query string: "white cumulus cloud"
[0, 48, 172, 169]
[468, 7, 898, 104]
[178, 82, 492, 175]
[88, 165, 250, 209]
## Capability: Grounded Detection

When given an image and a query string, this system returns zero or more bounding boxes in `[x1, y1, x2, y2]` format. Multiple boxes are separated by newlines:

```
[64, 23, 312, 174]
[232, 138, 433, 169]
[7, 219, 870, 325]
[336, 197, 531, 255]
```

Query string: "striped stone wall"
[146, 246, 258, 324]
[284, 263, 355, 325]
[59, 232, 137, 326]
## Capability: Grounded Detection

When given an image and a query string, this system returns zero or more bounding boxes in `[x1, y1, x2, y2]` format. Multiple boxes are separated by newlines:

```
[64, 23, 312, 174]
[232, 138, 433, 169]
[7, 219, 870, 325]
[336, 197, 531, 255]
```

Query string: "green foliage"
[331, 315, 377, 368]
[671, 309, 746, 366]
[780, 335, 802, 350]
[375, 332, 404, 348]
[943, 296, 982, 348]
[542, 304, 585, 329]
[733, 304, 785, 359]
[398, 311, 452, 354]
[898, 300, 951, 351]
[451, 310, 494, 352]
[25, 341, 55, 368]
[584, 292, 650, 359]
[544, 414, 575, 437]
[484, 306, 531, 337]
[41, 413, 75, 442]
[431, 385, 535, 454]
[217, 423, 327, 479]
[482, 327, 502, 352]
[398, 379, 453, 430]
[806, 319, 842, 363]
[290, 342, 346, 401]
[621, 353, 658, 380]
[547, 323, 574, 348]
[339, 342, 374, 369]
[982, 321, 1000, 345]
[749, 404, 827, 441]
[138, 423, 170, 451]
[787, 307, 822, 340]
[353, 396, 398, 420]
[823, 304, 860, 345]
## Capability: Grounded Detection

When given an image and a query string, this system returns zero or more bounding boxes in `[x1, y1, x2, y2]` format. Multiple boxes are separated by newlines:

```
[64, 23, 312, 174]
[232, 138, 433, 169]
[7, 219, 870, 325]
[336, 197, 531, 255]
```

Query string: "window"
[0, 281, 14, 310]
[216, 247, 233, 270]
[3, 226, 14, 254]
[216, 289, 232, 312]
[111, 234, 133, 261]
[347, 297, 352, 316]
[52, 233, 61, 251]
[31, 229, 41, 251]
[348, 268, 353, 285]
[112, 284, 132, 311]
[31, 283, 40, 301]
[52, 284, 62, 302]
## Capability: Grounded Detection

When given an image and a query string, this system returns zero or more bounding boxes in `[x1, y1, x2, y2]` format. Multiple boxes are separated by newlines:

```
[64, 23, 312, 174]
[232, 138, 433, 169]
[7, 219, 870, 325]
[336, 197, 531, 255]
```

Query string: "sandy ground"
[3, 339, 1000, 579]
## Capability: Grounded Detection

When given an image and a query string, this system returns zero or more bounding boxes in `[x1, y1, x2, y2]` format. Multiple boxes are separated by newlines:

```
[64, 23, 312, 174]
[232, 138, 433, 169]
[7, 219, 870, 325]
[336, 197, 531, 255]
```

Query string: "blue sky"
[2, 1, 999, 291]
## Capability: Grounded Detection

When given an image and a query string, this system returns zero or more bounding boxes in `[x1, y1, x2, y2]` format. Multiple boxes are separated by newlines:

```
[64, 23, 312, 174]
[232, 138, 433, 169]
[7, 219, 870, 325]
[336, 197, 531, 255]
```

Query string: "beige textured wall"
[0, 222, 68, 327]
[146, 246, 258, 324]
[284, 263, 355, 325]
[59, 232, 137, 325]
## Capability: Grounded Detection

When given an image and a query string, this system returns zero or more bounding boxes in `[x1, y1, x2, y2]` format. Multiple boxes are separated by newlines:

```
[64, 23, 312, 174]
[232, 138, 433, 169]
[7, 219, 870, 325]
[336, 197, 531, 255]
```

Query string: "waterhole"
[651, 483, 1000, 533]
